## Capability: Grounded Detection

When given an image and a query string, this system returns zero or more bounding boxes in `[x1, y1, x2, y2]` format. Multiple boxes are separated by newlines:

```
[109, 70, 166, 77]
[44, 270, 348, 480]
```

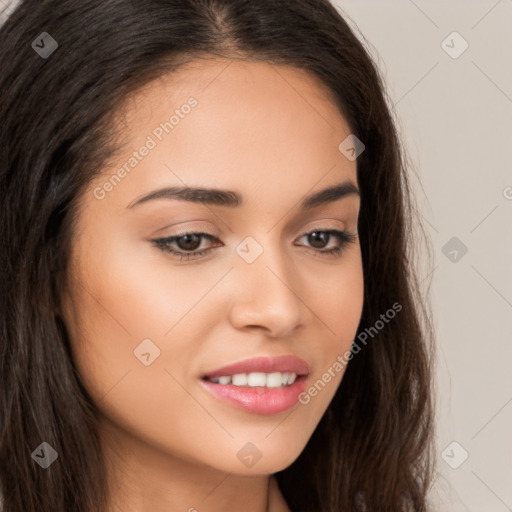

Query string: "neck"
[97, 416, 290, 512]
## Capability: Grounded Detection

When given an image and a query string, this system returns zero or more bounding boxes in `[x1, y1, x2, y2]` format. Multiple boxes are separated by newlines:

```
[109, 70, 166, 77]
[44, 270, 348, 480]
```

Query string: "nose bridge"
[237, 230, 292, 288]
[229, 232, 305, 334]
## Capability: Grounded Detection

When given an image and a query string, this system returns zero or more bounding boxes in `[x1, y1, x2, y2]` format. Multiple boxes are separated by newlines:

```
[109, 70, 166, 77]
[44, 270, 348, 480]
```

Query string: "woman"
[0, 1, 436, 511]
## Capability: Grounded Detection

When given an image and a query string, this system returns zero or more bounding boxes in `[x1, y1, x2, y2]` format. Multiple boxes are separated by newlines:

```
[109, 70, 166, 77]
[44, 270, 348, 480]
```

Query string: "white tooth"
[287, 373, 297, 385]
[218, 376, 231, 385]
[280, 372, 289, 386]
[247, 372, 266, 387]
[267, 372, 283, 388]
[232, 373, 248, 386]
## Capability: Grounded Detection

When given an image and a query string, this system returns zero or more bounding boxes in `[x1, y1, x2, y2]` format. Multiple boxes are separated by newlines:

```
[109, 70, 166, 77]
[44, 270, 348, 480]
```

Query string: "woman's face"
[61, 58, 364, 476]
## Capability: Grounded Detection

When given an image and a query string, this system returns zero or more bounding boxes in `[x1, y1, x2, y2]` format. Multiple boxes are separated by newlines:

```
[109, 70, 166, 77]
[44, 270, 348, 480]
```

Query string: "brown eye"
[174, 233, 203, 251]
[307, 231, 331, 249]
[152, 232, 221, 261]
[152, 228, 357, 262]
[296, 228, 357, 257]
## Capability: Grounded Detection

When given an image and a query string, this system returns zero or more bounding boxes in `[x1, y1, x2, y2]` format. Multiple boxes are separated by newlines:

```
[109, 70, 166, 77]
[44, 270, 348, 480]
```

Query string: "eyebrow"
[126, 180, 359, 211]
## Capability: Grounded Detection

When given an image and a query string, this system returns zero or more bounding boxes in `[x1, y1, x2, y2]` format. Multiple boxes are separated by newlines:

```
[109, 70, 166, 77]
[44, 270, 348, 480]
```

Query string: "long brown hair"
[0, 1, 436, 510]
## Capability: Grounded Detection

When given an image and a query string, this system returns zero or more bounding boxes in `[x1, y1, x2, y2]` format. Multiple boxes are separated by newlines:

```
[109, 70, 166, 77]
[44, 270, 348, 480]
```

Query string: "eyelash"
[152, 227, 358, 262]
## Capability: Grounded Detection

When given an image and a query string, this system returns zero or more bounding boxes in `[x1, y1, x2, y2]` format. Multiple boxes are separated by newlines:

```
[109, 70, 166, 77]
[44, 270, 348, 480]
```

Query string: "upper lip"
[201, 355, 310, 379]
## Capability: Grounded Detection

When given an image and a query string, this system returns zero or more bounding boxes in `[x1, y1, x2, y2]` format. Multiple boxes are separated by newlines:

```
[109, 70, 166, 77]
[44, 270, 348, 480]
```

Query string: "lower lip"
[199, 376, 308, 415]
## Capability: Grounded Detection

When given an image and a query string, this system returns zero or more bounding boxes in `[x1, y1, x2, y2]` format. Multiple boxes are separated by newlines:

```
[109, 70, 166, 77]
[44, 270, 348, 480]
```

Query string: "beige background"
[2, 0, 511, 510]
[333, 1, 512, 510]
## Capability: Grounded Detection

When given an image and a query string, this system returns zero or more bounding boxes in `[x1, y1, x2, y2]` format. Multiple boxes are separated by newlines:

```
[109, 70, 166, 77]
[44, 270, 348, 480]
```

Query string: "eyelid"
[155, 217, 350, 238]
[151, 221, 219, 238]
[153, 223, 351, 245]
[151, 224, 358, 262]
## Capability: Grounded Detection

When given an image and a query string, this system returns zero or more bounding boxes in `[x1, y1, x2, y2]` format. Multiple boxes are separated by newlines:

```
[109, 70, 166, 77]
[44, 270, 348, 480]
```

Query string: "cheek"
[301, 251, 364, 405]
[315, 249, 365, 347]
[71, 234, 226, 346]
[62, 251, 232, 465]
[61, 243, 192, 398]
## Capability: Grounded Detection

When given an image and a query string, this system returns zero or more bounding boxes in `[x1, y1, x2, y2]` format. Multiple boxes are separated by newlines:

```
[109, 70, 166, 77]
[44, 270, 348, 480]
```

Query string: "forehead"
[118, 57, 347, 127]
[92, 58, 357, 212]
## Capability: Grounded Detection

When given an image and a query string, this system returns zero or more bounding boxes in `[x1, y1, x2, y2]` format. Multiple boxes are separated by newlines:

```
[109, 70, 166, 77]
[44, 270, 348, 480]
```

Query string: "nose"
[227, 242, 306, 338]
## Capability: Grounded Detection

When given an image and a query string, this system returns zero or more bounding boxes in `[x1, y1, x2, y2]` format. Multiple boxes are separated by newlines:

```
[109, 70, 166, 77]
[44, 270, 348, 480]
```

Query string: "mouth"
[201, 371, 303, 388]
[199, 356, 310, 415]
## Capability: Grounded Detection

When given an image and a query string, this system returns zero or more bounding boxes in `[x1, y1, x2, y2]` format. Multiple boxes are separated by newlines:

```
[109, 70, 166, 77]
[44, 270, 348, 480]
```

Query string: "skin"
[60, 58, 364, 512]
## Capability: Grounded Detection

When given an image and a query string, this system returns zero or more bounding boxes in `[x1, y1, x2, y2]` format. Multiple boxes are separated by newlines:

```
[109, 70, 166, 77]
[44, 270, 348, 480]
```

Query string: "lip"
[201, 355, 310, 379]
[199, 375, 308, 415]
[199, 355, 310, 415]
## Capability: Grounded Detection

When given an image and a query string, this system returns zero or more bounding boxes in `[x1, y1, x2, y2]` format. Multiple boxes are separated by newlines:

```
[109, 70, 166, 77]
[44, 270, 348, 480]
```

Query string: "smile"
[203, 371, 297, 387]
[199, 355, 310, 415]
